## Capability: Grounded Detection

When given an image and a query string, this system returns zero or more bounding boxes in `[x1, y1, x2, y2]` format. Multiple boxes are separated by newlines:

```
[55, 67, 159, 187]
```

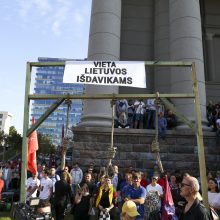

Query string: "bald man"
[179, 176, 212, 220]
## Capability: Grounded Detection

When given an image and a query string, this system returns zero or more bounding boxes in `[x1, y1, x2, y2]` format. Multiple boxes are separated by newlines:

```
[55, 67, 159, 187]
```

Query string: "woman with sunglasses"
[208, 178, 220, 216]
[144, 174, 163, 219]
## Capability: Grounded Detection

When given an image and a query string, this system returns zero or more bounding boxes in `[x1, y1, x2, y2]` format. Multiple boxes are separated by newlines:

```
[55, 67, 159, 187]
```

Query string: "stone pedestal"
[71, 127, 219, 175]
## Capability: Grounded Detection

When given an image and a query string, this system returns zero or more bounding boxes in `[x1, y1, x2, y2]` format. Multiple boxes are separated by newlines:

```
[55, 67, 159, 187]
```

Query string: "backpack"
[210, 206, 219, 220]
[119, 101, 125, 108]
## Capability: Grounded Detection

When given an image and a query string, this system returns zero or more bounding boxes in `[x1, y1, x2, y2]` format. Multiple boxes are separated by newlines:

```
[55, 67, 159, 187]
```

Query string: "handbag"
[88, 196, 97, 216]
[88, 206, 96, 216]
[70, 204, 75, 215]
[210, 206, 219, 220]
[99, 210, 110, 220]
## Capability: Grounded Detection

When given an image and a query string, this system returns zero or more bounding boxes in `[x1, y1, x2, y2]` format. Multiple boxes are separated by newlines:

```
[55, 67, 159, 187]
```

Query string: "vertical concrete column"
[80, 0, 121, 127]
[169, 0, 207, 125]
[154, 0, 170, 93]
[205, 33, 215, 81]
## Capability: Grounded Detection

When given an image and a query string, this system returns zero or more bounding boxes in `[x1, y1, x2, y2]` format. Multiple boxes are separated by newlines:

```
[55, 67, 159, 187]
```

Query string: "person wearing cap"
[179, 176, 212, 220]
[121, 200, 140, 220]
[124, 172, 146, 220]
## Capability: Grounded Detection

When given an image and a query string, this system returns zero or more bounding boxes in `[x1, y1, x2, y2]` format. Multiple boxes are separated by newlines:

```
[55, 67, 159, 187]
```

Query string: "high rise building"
[0, 111, 12, 135]
[31, 57, 84, 146]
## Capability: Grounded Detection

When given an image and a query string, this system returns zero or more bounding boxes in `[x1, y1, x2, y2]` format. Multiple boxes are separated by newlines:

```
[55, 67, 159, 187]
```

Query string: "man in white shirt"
[26, 172, 40, 203]
[49, 167, 60, 193]
[3, 162, 12, 191]
[146, 98, 156, 129]
[134, 99, 145, 129]
[38, 169, 53, 213]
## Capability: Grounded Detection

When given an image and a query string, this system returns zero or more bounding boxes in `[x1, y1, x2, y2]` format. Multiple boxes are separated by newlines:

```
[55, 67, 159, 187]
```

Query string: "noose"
[151, 92, 164, 173]
[106, 99, 117, 177]
[61, 97, 72, 170]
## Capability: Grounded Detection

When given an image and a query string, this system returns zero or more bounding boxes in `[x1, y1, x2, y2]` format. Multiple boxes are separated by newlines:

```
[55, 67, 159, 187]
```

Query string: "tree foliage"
[1, 127, 55, 155]
[37, 133, 55, 154]
[7, 126, 22, 150]
[0, 130, 6, 145]
[0, 126, 22, 153]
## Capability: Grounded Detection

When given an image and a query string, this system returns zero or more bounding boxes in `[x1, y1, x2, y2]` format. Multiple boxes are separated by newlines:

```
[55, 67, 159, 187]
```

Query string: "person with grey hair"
[179, 176, 212, 220]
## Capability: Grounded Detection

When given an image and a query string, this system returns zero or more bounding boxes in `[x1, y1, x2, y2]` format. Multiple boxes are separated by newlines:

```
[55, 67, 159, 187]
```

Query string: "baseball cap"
[122, 201, 140, 217]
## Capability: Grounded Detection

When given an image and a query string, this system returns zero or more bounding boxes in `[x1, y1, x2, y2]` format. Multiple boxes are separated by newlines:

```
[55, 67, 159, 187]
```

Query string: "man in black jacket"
[179, 176, 212, 220]
[54, 171, 72, 220]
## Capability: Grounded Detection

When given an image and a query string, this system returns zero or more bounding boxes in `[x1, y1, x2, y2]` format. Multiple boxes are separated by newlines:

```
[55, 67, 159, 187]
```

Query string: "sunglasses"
[181, 182, 191, 188]
[152, 177, 158, 180]
[132, 177, 141, 180]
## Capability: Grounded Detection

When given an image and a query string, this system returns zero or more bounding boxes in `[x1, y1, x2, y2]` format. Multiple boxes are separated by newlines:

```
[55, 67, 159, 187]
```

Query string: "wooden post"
[191, 62, 208, 208]
[20, 60, 207, 208]
[20, 62, 31, 203]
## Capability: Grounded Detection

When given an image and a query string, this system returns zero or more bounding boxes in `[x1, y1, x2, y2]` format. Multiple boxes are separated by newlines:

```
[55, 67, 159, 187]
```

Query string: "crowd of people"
[4, 160, 216, 220]
[116, 98, 220, 140]
[115, 99, 177, 139]
[207, 100, 220, 139]
[0, 160, 21, 202]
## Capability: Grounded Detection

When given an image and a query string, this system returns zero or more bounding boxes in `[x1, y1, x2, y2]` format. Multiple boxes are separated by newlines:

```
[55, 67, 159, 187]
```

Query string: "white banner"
[63, 61, 146, 88]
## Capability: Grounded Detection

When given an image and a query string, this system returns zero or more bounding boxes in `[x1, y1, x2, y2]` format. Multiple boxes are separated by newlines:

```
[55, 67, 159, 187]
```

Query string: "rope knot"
[107, 147, 117, 159]
[151, 139, 160, 152]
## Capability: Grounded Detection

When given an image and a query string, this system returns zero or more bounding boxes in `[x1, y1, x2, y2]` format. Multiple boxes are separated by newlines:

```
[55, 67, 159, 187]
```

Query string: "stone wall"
[71, 127, 220, 175]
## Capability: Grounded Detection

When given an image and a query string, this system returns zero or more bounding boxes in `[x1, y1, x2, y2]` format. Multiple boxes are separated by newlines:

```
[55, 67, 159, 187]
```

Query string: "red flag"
[161, 175, 177, 220]
[27, 117, 38, 174]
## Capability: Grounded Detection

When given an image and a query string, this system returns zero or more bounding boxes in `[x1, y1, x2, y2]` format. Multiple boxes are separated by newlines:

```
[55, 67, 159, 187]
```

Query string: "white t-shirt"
[146, 184, 163, 209]
[216, 118, 220, 128]
[3, 168, 9, 180]
[134, 101, 145, 114]
[26, 177, 40, 201]
[208, 191, 220, 208]
[39, 177, 53, 200]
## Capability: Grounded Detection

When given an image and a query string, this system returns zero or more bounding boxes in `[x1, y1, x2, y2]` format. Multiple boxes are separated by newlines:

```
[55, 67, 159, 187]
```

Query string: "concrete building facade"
[0, 111, 12, 135]
[80, 0, 220, 127]
[72, 0, 220, 172]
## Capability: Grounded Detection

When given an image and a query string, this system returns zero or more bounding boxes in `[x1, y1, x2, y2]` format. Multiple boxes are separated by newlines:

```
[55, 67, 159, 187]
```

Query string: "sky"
[0, 0, 92, 135]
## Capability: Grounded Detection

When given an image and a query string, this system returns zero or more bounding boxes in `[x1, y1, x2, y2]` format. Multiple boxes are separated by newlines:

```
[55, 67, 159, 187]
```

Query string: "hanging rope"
[151, 92, 164, 173]
[64, 98, 72, 136]
[61, 97, 72, 169]
[107, 99, 117, 177]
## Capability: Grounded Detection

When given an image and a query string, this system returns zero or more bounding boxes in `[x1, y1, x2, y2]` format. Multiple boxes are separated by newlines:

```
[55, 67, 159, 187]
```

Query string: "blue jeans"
[159, 127, 166, 139]
[146, 110, 156, 129]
